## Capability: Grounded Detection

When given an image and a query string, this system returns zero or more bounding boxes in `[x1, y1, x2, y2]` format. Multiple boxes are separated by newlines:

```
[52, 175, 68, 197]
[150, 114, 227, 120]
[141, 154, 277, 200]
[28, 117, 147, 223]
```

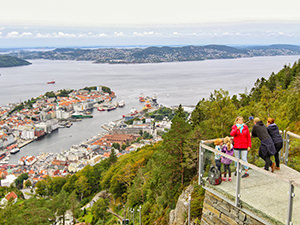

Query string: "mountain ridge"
[10, 44, 300, 64]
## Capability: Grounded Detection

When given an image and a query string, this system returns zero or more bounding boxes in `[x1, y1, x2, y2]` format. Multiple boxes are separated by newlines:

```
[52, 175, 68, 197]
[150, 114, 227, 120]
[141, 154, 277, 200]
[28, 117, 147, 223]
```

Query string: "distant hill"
[10, 44, 300, 64]
[0, 55, 31, 68]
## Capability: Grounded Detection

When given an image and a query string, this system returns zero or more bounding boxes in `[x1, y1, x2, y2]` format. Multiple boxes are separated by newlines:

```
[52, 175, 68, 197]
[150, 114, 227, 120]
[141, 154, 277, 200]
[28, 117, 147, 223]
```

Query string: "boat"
[10, 148, 20, 154]
[139, 96, 145, 102]
[71, 113, 93, 119]
[107, 106, 117, 111]
[118, 100, 125, 108]
[47, 81, 55, 84]
[97, 107, 105, 111]
[0, 153, 6, 160]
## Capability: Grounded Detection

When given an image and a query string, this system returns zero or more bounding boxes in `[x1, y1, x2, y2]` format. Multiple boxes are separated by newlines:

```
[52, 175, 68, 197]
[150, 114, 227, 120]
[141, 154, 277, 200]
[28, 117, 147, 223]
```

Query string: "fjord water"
[0, 56, 299, 163]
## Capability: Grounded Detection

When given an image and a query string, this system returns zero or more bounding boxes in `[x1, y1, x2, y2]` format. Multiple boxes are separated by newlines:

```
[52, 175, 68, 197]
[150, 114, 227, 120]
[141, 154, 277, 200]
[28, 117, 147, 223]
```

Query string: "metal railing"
[281, 131, 300, 165]
[198, 138, 300, 225]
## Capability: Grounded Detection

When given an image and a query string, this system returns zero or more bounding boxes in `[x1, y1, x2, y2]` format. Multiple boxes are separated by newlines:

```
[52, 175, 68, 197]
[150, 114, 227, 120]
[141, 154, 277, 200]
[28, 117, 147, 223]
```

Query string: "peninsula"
[0, 55, 31, 68]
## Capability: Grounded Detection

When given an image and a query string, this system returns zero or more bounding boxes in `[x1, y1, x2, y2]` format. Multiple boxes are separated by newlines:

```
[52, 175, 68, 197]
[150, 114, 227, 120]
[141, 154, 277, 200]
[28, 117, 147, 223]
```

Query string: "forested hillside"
[1, 59, 300, 224]
[0, 55, 31, 68]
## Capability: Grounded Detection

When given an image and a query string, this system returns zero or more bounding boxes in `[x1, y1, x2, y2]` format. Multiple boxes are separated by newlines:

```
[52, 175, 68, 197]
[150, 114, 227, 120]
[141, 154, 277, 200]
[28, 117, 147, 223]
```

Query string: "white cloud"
[56, 32, 77, 38]
[6, 31, 20, 38]
[20, 32, 33, 37]
[35, 32, 52, 38]
[114, 32, 124, 37]
[95, 33, 107, 37]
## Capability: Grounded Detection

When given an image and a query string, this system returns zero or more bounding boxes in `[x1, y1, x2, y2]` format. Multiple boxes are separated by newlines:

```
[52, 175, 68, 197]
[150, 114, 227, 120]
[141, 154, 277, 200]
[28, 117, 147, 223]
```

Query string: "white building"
[0, 174, 17, 187]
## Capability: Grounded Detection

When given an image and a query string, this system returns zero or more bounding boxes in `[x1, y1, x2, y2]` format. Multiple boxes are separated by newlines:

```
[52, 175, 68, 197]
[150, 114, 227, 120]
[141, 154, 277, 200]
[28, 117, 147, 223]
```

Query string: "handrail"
[200, 142, 300, 188]
[287, 131, 300, 139]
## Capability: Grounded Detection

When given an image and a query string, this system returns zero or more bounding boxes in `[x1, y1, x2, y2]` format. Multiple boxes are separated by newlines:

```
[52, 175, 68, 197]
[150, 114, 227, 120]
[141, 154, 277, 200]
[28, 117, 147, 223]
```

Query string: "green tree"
[91, 198, 109, 224]
[24, 179, 32, 188]
[14, 173, 29, 189]
[112, 142, 120, 150]
[75, 176, 90, 201]
[53, 190, 70, 225]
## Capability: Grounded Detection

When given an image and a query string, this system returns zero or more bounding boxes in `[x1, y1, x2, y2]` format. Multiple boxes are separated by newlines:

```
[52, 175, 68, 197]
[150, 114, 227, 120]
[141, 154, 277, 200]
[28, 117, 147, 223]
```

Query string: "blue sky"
[0, 0, 300, 48]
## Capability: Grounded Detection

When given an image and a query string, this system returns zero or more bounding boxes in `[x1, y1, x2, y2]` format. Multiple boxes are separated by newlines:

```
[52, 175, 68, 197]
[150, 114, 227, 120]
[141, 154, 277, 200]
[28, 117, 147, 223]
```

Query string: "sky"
[0, 0, 300, 48]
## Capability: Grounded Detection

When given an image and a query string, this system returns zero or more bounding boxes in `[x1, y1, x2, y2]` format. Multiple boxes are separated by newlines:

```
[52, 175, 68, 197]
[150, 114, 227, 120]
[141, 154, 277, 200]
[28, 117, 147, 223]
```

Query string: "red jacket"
[230, 124, 251, 149]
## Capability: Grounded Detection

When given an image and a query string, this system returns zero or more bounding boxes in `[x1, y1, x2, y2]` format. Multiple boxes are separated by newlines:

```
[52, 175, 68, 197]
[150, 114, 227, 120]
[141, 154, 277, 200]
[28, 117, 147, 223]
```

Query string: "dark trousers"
[274, 142, 283, 167]
[215, 159, 221, 172]
[223, 164, 231, 177]
[261, 155, 273, 170]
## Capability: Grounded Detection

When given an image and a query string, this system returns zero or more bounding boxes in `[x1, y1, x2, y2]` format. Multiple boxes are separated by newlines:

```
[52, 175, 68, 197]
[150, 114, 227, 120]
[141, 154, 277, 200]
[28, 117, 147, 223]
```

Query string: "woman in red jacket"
[230, 116, 252, 178]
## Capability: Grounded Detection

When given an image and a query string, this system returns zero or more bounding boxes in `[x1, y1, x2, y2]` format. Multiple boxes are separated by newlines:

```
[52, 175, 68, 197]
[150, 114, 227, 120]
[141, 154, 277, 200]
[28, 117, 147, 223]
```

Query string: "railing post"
[287, 181, 295, 225]
[235, 160, 241, 208]
[188, 194, 191, 225]
[285, 132, 290, 165]
[281, 130, 286, 163]
[198, 141, 204, 186]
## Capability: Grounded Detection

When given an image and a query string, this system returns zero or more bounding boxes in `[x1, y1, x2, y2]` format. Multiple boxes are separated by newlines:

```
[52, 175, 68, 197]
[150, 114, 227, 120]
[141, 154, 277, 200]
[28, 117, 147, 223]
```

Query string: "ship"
[10, 148, 20, 154]
[0, 153, 6, 160]
[47, 81, 55, 84]
[118, 100, 125, 108]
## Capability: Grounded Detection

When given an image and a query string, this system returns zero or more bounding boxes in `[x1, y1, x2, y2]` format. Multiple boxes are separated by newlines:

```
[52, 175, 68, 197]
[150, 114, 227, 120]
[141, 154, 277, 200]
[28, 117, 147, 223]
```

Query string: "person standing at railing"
[230, 116, 252, 178]
[252, 117, 276, 172]
[266, 117, 283, 170]
[221, 136, 234, 181]
[214, 138, 223, 172]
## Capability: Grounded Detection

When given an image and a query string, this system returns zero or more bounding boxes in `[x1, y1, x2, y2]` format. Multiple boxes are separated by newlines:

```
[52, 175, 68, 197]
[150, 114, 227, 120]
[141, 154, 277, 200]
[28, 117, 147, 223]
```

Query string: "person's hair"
[235, 116, 243, 124]
[214, 138, 223, 145]
[254, 117, 260, 123]
[267, 117, 275, 124]
[224, 136, 232, 150]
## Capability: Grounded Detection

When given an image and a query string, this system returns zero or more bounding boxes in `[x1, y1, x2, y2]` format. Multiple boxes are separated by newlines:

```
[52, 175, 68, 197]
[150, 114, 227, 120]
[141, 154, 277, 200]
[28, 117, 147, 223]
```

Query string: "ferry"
[10, 148, 20, 154]
[47, 81, 55, 84]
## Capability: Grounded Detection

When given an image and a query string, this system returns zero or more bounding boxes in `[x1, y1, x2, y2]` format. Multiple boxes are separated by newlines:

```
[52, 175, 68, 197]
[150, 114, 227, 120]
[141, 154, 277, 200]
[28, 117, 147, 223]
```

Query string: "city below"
[0, 86, 171, 188]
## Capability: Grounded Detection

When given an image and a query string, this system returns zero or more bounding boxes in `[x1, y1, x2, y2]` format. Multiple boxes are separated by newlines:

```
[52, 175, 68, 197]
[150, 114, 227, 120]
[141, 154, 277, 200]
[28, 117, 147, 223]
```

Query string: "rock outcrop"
[169, 185, 194, 225]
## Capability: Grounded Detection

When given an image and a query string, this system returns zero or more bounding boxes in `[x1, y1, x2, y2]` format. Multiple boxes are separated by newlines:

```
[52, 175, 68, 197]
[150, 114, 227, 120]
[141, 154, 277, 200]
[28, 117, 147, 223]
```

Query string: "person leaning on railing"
[230, 116, 252, 178]
[266, 117, 283, 170]
[251, 117, 276, 172]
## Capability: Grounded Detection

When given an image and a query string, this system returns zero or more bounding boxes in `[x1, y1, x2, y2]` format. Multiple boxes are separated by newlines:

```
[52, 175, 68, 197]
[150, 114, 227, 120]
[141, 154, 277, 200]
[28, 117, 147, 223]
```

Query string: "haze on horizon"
[0, 0, 300, 48]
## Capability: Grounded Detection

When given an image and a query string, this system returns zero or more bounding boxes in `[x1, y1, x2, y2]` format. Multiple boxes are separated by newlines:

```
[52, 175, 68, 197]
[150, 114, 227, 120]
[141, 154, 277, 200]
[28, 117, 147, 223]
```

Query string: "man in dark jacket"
[252, 117, 276, 171]
[267, 118, 283, 170]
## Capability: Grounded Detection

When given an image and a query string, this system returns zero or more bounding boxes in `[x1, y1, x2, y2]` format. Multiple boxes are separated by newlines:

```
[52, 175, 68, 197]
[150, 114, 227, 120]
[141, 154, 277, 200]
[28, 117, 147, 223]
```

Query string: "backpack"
[208, 165, 222, 185]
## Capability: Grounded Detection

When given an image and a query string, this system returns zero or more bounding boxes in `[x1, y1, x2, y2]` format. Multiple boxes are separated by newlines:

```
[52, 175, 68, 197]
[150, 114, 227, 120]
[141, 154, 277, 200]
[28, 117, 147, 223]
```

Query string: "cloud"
[132, 31, 157, 37]
[35, 33, 52, 38]
[55, 32, 77, 38]
[6, 31, 20, 38]
[114, 32, 124, 37]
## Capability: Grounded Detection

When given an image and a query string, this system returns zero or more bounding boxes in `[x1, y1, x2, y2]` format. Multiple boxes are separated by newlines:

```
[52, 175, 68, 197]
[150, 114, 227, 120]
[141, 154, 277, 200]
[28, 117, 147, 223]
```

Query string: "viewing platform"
[199, 131, 300, 225]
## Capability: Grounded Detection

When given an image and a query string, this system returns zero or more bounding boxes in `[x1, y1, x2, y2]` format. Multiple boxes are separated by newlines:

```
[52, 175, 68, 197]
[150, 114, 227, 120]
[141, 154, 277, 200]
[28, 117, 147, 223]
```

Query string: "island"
[0, 55, 31, 68]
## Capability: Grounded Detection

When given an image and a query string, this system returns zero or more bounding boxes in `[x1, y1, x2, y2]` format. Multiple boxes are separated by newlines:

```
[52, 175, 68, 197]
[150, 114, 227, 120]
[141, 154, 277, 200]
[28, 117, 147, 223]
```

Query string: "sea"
[0, 55, 299, 164]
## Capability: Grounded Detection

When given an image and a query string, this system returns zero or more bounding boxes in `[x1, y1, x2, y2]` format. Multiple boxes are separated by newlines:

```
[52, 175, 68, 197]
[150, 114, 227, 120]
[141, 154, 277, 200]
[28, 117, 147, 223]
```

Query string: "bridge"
[198, 131, 300, 225]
